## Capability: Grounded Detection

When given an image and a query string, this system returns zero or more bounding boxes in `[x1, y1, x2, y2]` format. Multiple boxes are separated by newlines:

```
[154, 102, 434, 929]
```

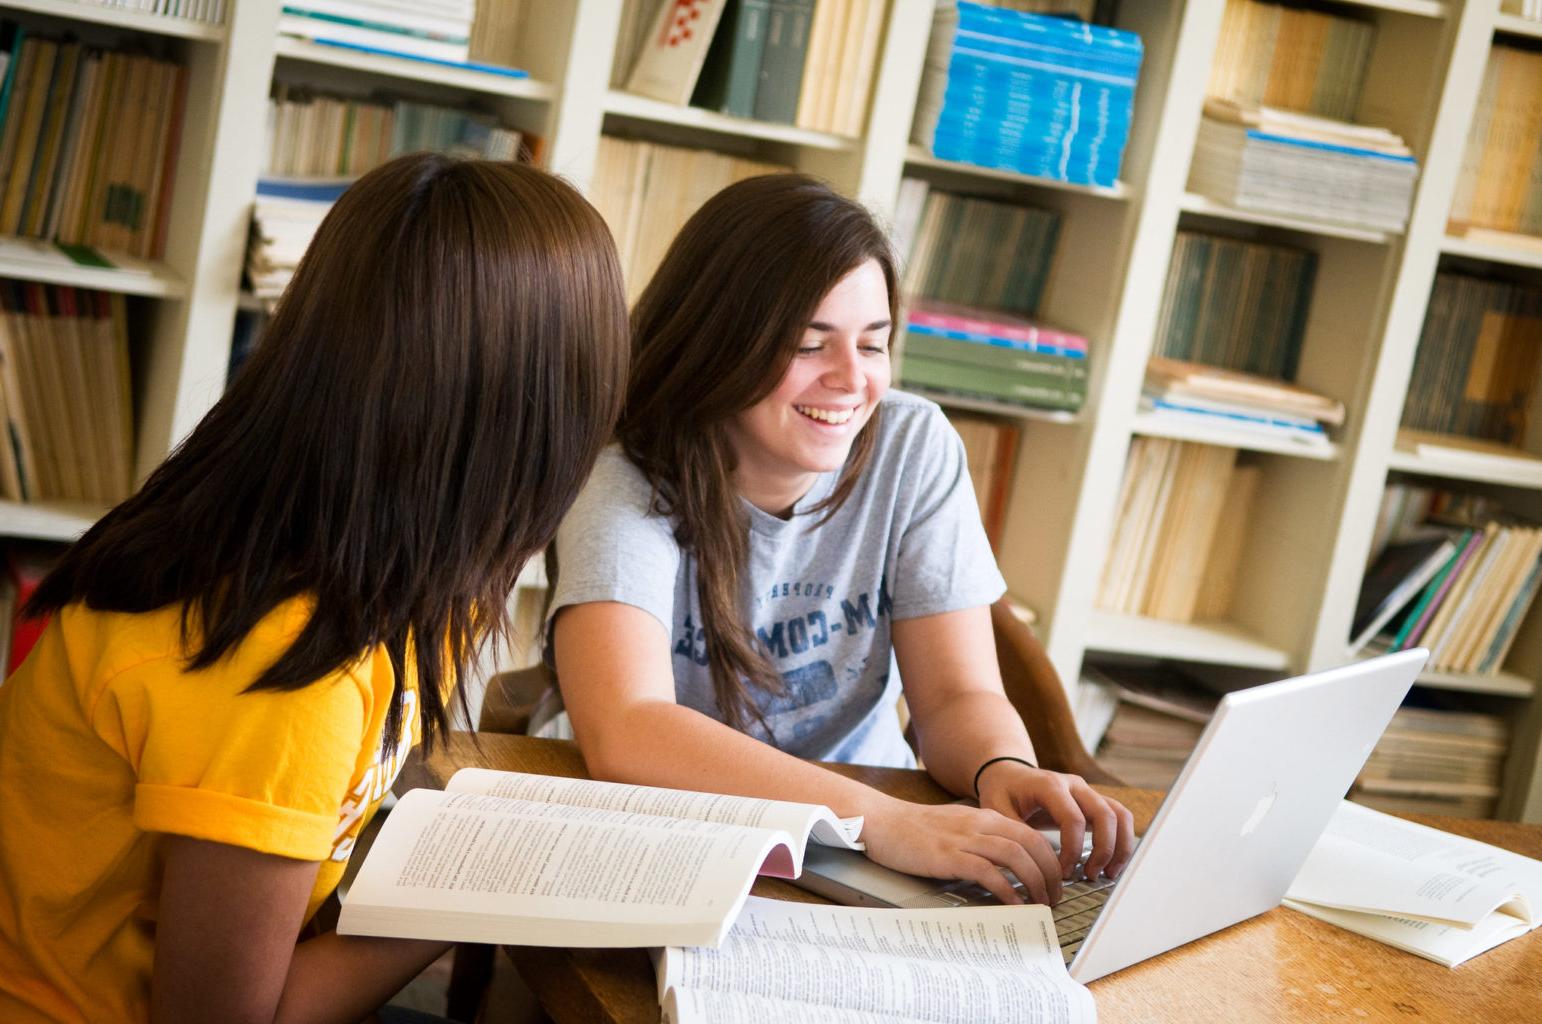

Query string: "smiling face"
[724, 259, 892, 516]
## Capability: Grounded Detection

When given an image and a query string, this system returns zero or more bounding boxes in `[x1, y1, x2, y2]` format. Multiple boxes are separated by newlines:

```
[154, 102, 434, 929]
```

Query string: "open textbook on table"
[337, 768, 862, 948]
[656, 895, 1095, 1024]
[1285, 800, 1542, 966]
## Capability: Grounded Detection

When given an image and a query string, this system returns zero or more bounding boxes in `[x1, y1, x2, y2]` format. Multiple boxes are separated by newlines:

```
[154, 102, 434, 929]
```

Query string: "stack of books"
[896, 181, 1061, 316]
[1082, 662, 1217, 791]
[0, 281, 133, 505]
[1207, 0, 1374, 123]
[910, 1, 1142, 187]
[1351, 705, 1510, 820]
[619, 0, 887, 132]
[0, 27, 188, 260]
[279, 0, 476, 64]
[1401, 272, 1542, 447]
[1096, 438, 1261, 623]
[1450, 44, 1542, 247]
[263, 85, 528, 179]
[245, 179, 350, 303]
[1152, 231, 1316, 382]
[899, 300, 1088, 413]
[944, 410, 1021, 550]
[588, 136, 788, 299]
[1189, 100, 1419, 233]
[1141, 358, 1343, 454]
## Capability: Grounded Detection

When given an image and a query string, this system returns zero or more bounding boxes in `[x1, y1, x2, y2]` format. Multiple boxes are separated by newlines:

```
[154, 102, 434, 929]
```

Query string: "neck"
[734, 468, 818, 519]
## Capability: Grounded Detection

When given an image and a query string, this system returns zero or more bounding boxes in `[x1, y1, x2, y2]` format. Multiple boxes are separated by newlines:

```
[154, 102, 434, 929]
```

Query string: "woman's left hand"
[974, 759, 1136, 883]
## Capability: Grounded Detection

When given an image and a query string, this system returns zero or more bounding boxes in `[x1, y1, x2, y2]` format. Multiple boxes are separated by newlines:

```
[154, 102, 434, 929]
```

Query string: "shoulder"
[868, 390, 962, 470]
[563, 446, 668, 528]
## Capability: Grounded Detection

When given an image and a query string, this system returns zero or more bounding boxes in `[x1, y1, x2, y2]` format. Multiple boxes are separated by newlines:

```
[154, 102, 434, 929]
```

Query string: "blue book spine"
[906, 322, 1089, 359]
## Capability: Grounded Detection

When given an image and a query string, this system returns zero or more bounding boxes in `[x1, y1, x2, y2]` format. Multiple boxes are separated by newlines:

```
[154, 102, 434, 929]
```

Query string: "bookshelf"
[6, 0, 1542, 821]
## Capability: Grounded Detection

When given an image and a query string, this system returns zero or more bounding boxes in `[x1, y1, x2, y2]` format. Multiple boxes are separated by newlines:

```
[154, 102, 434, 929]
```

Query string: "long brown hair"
[619, 174, 898, 732]
[29, 153, 629, 752]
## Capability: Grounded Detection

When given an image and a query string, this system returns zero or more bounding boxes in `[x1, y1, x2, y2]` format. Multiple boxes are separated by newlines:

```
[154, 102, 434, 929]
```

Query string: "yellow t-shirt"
[0, 597, 419, 1023]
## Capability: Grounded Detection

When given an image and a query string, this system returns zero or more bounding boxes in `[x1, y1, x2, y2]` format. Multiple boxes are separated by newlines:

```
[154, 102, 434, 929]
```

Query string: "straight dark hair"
[618, 174, 898, 732]
[28, 153, 629, 752]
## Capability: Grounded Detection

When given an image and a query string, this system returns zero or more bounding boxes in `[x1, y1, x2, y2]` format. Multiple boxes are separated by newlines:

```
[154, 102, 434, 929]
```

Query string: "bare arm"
[895, 606, 1136, 884]
[554, 600, 1063, 904]
[152, 835, 451, 1024]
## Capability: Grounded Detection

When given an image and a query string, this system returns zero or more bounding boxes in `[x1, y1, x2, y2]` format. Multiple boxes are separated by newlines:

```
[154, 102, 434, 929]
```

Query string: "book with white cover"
[656, 895, 1095, 1024]
[337, 768, 863, 949]
[1284, 800, 1542, 967]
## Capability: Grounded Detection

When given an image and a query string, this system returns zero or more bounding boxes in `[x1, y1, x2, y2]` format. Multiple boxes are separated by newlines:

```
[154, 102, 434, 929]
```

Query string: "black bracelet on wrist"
[972, 755, 1039, 799]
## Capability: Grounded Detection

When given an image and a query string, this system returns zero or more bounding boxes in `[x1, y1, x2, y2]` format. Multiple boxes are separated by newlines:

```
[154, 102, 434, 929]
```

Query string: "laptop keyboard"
[927, 874, 1118, 964]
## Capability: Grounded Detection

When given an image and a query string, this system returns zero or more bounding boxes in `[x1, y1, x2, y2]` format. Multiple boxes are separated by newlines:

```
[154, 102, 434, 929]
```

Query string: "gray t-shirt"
[548, 390, 1006, 768]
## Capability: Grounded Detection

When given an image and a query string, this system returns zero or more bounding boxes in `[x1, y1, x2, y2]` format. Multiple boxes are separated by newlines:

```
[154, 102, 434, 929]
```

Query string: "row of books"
[899, 300, 1088, 414]
[1151, 229, 1316, 383]
[945, 410, 1020, 550]
[1080, 661, 1215, 791]
[262, 85, 528, 179]
[1207, 0, 1374, 123]
[1350, 705, 1509, 820]
[1365, 484, 1498, 573]
[910, 2, 1142, 187]
[1401, 272, 1542, 448]
[0, 280, 133, 505]
[621, 0, 884, 134]
[1360, 520, 1542, 677]
[1449, 44, 1542, 241]
[0, 27, 187, 260]
[1140, 358, 1343, 454]
[588, 136, 787, 301]
[68, 1, 226, 25]
[1096, 438, 1259, 623]
[279, 0, 476, 64]
[1190, 101, 1417, 234]
[893, 179, 1060, 317]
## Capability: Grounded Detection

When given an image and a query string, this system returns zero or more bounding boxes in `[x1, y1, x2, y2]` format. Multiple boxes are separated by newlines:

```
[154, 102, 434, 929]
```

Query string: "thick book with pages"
[1284, 800, 1542, 966]
[337, 768, 862, 948]
[656, 895, 1095, 1023]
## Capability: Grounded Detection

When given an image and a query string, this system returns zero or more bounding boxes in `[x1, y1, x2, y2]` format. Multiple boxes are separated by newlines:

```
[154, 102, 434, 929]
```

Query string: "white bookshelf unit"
[3, 0, 1541, 820]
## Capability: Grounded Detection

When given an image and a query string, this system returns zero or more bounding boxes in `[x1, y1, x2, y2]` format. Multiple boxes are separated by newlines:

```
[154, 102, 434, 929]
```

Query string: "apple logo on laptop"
[1240, 786, 1278, 837]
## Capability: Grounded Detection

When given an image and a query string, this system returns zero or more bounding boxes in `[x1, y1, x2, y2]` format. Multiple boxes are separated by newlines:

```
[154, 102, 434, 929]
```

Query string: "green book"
[900, 355, 1085, 411]
[692, 0, 771, 119]
[752, 0, 813, 124]
[901, 332, 1089, 379]
[1390, 529, 1471, 651]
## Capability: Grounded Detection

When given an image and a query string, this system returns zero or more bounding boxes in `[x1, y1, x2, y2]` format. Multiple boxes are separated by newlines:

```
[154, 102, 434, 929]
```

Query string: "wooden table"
[406, 733, 1542, 1024]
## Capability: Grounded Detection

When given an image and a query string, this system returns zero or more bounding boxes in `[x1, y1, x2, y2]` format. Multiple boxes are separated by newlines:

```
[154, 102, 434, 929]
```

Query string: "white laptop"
[792, 650, 1428, 983]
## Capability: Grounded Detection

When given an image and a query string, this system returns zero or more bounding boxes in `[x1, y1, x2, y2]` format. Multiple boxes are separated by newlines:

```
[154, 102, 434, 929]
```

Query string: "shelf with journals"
[0, 238, 184, 298]
[1386, 443, 1542, 491]
[602, 89, 855, 151]
[1414, 664, 1535, 699]
[2, 0, 225, 42]
[901, 385, 1079, 425]
[0, 498, 106, 542]
[903, 145, 1132, 201]
[1083, 611, 1292, 672]
[1177, 192, 1396, 245]
[1440, 231, 1542, 272]
[1494, 11, 1542, 38]
[271, 36, 556, 103]
[1343, 0, 1450, 17]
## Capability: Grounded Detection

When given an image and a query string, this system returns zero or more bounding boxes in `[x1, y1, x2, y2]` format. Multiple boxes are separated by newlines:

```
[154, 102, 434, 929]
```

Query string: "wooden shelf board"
[1386, 447, 1542, 490]
[274, 37, 555, 101]
[1415, 666, 1535, 698]
[4, 0, 225, 40]
[0, 239, 185, 298]
[1440, 232, 1542, 271]
[603, 90, 854, 151]
[902, 386, 1080, 425]
[1085, 611, 1292, 671]
[904, 146, 1132, 200]
[1179, 192, 1395, 244]
[1339, 0, 1448, 17]
[1495, 14, 1542, 40]
[0, 499, 105, 542]
[1130, 411, 1340, 461]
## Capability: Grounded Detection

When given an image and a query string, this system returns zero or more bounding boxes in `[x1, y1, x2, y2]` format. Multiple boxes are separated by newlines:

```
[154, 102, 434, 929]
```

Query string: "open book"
[337, 769, 862, 948]
[657, 895, 1095, 1024]
[1284, 800, 1542, 966]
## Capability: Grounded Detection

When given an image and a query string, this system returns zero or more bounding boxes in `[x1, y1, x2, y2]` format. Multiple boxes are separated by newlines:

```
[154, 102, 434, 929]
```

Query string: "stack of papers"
[245, 179, 349, 303]
[911, 2, 1143, 187]
[1140, 357, 1343, 452]
[1189, 100, 1419, 232]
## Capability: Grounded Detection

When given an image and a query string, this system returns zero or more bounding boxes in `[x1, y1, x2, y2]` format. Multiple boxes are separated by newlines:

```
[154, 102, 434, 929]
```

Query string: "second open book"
[336, 768, 863, 948]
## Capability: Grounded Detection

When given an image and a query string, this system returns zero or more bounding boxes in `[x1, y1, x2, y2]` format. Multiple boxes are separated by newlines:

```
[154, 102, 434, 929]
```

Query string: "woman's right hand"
[858, 795, 1065, 905]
